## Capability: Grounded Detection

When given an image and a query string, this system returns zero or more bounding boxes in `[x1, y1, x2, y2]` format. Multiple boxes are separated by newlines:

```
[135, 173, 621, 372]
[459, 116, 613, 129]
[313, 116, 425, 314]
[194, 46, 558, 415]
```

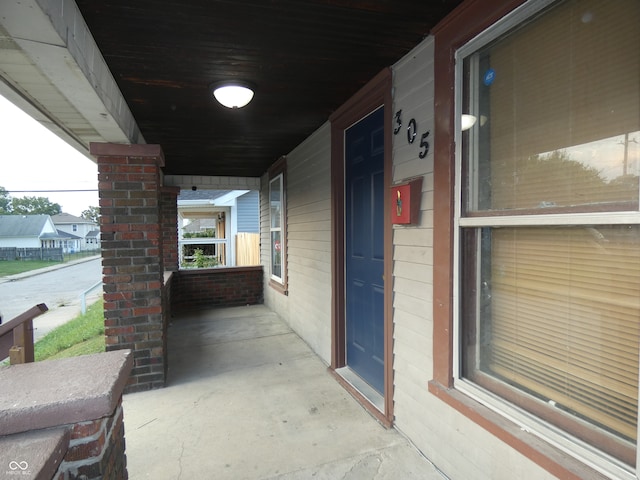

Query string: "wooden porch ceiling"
[74, 0, 462, 178]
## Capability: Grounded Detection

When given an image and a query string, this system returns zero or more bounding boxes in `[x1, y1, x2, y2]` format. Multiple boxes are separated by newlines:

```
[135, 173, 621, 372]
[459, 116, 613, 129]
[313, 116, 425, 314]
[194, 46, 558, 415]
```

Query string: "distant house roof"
[86, 230, 100, 239]
[183, 218, 217, 233]
[177, 190, 232, 202]
[55, 229, 82, 240]
[51, 212, 95, 225]
[0, 215, 52, 237]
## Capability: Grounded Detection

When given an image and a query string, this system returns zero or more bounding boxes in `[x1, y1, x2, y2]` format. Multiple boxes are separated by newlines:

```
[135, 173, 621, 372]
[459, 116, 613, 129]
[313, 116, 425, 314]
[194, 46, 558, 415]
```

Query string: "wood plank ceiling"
[74, 0, 462, 177]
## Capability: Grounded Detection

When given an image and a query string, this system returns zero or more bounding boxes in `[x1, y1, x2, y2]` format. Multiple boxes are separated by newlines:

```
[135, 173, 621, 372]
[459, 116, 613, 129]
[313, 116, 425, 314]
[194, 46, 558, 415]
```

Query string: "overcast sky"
[0, 94, 99, 216]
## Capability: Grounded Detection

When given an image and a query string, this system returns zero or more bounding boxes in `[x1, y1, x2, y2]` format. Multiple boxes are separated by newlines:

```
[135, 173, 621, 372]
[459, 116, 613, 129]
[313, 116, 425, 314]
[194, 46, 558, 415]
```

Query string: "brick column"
[91, 143, 166, 392]
[160, 186, 180, 271]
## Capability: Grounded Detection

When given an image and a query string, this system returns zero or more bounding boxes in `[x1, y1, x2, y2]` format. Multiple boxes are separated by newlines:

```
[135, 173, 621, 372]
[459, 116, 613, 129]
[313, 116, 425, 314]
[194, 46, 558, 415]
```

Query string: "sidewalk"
[123, 305, 448, 480]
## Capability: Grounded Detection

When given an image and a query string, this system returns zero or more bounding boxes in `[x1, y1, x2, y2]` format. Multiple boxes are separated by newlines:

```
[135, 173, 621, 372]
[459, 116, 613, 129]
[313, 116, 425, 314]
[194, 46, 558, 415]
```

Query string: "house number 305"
[393, 109, 430, 159]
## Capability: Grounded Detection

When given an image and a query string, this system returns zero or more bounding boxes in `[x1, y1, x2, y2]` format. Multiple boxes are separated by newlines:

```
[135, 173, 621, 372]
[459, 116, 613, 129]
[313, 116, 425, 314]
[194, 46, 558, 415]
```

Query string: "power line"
[4, 189, 98, 193]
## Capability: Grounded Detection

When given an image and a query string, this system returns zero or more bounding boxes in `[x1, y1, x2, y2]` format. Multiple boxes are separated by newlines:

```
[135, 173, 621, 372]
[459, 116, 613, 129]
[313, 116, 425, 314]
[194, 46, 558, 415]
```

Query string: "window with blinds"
[462, 226, 640, 464]
[458, 0, 640, 468]
[463, 0, 640, 215]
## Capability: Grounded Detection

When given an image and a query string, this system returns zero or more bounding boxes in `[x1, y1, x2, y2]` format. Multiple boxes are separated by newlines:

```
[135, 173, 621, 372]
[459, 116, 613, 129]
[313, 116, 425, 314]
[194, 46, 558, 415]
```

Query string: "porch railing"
[0, 304, 48, 364]
[80, 280, 103, 314]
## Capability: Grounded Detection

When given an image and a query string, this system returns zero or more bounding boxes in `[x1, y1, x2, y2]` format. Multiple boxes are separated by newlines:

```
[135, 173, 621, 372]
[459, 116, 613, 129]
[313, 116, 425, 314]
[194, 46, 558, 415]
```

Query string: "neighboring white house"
[178, 189, 259, 267]
[51, 213, 100, 251]
[0, 214, 91, 254]
[0, 214, 59, 249]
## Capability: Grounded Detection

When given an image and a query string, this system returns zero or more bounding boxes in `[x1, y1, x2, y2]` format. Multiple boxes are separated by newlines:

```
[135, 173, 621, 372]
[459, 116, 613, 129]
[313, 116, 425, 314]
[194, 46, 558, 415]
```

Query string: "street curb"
[0, 255, 101, 285]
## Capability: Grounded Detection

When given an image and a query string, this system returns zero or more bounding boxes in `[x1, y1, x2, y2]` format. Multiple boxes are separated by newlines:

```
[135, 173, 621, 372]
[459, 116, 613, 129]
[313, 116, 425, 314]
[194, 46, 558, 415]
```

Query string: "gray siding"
[236, 190, 259, 233]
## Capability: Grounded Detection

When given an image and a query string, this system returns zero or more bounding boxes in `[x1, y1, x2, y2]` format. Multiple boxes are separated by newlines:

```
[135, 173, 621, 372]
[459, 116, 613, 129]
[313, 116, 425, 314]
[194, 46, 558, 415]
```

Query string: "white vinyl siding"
[391, 36, 557, 480]
[391, 37, 436, 437]
[285, 123, 332, 362]
[261, 123, 332, 363]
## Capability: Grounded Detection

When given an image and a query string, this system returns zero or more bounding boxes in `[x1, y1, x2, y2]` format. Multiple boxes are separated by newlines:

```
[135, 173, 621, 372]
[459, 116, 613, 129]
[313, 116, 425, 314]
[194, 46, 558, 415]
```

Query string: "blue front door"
[345, 106, 385, 394]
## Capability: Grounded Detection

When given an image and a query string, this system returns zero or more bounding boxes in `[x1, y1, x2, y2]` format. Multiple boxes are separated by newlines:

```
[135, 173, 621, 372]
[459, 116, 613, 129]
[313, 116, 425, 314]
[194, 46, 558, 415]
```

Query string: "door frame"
[329, 68, 394, 426]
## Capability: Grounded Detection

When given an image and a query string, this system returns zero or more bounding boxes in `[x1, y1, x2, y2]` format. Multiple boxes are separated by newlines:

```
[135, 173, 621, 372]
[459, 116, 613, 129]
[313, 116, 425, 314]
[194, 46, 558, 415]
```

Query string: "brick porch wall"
[160, 186, 180, 272]
[92, 143, 167, 392]
[54, 400, 126, 479]
[0, 351, 133, 480]
[172, 266, 263, 311]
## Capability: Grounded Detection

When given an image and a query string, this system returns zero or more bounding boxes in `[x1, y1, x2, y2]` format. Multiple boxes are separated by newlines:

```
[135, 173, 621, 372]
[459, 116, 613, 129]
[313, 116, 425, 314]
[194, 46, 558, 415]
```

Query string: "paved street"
[0, 257, 102, 340]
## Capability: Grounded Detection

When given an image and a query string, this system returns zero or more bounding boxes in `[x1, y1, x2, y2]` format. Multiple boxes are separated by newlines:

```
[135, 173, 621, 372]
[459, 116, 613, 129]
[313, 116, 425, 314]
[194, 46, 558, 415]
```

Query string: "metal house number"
[393, 110, 403, 135]
[393, 109, 430, 159]
[407, 118, 417, 144]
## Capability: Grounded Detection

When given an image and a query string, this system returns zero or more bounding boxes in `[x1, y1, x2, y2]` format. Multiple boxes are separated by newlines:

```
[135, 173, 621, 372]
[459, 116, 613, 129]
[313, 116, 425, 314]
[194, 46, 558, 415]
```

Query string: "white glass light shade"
[213, 84, 254, 109]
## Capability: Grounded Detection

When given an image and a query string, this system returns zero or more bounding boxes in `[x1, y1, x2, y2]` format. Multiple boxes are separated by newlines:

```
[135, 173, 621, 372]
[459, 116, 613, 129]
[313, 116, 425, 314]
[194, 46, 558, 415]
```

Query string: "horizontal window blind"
[484, 226, 640, 442]
[468, 0, 640, 213]
[460, 0, 640, 468]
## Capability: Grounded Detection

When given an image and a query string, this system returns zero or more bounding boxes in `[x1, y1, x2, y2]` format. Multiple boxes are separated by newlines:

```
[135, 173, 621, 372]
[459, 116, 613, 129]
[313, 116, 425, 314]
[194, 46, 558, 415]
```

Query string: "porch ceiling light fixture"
[212, 81, 255, 109]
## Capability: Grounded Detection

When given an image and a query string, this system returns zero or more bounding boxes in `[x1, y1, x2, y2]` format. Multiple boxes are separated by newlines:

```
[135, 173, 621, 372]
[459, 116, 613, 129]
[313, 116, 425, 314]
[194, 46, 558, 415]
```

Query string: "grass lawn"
[0, 260, 61, 277]
[0, 252, 99, 278]
[35, 299, 105, 361]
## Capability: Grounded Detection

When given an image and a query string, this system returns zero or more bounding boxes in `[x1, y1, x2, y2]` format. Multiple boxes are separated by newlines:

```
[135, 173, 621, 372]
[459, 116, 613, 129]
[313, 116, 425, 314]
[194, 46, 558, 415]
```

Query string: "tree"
[11, 196, 62, 215]
[0, 187, 11, 214]
[81, 206, 100, 224]
[506, 151, 609, 209]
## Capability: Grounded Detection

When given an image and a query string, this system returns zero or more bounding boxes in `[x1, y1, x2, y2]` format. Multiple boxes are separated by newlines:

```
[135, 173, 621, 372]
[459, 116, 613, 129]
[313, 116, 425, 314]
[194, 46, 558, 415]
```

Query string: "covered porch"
[123, 304, 444, 479]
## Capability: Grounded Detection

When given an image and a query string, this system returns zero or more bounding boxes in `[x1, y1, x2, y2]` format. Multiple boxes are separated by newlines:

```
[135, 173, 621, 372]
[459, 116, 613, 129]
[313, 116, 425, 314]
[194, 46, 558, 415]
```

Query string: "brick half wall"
[172, 266, 263, 311]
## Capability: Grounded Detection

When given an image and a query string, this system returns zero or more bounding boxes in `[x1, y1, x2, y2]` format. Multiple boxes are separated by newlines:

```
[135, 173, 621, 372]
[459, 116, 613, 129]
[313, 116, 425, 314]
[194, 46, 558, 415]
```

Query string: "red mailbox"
[390, 177, 422, 225]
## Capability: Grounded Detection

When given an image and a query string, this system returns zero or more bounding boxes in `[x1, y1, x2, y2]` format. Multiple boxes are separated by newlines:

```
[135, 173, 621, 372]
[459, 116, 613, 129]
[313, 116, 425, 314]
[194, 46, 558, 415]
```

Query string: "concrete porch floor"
[123, 305, 447, 479]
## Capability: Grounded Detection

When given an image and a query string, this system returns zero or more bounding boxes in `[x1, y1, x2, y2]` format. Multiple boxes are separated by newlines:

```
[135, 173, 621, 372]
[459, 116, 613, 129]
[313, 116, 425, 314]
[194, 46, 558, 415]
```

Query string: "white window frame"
[452, 1, 640, 477]
[269, 172, 285, 285]
[177, 209, 229, 268]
